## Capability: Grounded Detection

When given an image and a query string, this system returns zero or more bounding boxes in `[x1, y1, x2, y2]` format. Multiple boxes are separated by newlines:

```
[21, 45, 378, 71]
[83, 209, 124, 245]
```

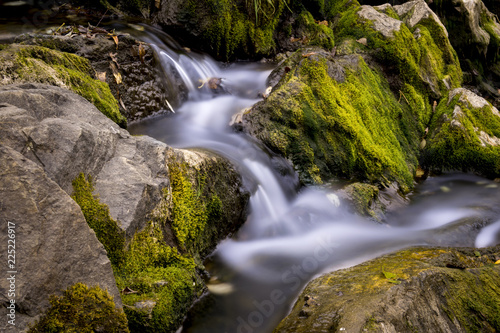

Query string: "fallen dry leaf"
[109, 52, 120, 68]
[119, 98, 127, 110]
[96, 71, 106, 82]
[302, 52, 317, 58]
[109, 61, 122, 84]
[317, 20, 328, 26]
[138, 43, 146, 63]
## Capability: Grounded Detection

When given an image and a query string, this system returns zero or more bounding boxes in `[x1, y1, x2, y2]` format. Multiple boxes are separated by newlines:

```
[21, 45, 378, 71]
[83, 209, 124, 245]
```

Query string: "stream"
[127, 27, 500, 333]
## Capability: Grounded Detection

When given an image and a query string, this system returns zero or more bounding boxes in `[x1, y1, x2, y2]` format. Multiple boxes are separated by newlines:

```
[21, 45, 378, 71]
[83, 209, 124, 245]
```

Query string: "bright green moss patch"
[29, 283, 129, 333]
[184, 0, 288, 60]
[0, 44, 126, 127]
[115, 222, 198, 333]
[295, 11, 335, 50]
[121, 222, 196, 275]
[71, 173, 126, 268]
[248, 52, 419, 189]
[168, 163, 226, 255]
[169, 163, 208, 251]
[422, 90, 500, 177]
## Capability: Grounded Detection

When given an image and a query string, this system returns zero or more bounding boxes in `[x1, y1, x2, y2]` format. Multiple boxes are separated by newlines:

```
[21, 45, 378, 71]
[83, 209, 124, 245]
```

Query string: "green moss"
[250, 53, 419, 188]
[28, 283, 129, 333]
[184, 0, 288, 60]
[168, 163, 208, 252]
[343, 182, 380, 218]
[115, 222, 198, 333]
[71, 173, 126, 268]
[0, 45, 126, 127]
[296, 11, 335, 50]
[422, 92, 500, 177]
[443, 267, 500, 332]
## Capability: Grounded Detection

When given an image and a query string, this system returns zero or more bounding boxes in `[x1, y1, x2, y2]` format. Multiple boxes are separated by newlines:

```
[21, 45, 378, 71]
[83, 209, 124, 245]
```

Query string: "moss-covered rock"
[116, 223, 199, 333]
[242, 50, 420, 189]
[0, 44, 126, 127]
[422, 87, 500, 177]
[240, 0, 462, 191]
[275, 246, 500, 332]
[29, 283, 129, 333]
[71, 173, 126, 268]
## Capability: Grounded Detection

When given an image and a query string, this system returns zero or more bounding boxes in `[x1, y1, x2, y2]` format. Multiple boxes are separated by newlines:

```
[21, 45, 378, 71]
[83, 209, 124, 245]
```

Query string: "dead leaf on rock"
[96, 71, 106, 82]
[155, 0, 160, 8]
[302, 52, 317, 58]
[198, 77, 222, 89]
[138, 43, 146, 64]
[290, 37, 301, 43]
[108, 33, 119, 49]
[356, 37, 367, 46]
[119, 98, 127, 110]
[317, 20, 328, 26]
[109, 61, 122, 84]
[109, 52, 120, 68]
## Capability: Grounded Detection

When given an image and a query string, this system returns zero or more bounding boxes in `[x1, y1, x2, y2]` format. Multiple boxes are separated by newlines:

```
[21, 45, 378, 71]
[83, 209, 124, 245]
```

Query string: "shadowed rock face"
[0, 144, 122, 331]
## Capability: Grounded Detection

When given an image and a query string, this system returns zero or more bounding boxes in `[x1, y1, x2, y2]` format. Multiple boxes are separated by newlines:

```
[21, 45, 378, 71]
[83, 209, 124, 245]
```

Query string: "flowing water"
[127, 27, 500, 333]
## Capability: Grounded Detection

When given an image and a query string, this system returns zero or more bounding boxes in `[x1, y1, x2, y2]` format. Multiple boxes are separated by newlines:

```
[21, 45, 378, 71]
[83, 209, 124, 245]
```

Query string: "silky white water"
[129, 27, 500, 333]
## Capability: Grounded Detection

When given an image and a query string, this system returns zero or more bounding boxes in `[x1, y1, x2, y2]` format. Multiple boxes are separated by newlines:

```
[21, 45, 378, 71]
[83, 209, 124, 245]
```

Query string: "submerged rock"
[275, 246, 500, 332]
[0, 145, 122, 331]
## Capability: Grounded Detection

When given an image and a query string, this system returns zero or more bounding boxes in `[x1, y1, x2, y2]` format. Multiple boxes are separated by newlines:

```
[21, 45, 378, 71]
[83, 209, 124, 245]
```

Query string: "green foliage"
[187, 0, 288, 60]
[2, 45, 126, 127]
[71, 173, 126, 268]
[28, 283, 129, 333]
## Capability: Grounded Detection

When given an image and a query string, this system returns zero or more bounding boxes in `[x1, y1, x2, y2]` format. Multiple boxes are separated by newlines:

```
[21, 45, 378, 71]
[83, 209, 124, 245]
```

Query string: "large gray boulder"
[0, 83, 248, 241]
[0, 144, 121, 331]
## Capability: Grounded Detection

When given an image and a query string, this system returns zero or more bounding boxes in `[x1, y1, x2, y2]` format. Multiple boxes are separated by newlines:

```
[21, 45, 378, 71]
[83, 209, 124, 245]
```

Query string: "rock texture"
[0, 83, 248, 240]
[14, 32, 176, 122]
[275, 246, 500, 332]
[0, 145, 121, 331]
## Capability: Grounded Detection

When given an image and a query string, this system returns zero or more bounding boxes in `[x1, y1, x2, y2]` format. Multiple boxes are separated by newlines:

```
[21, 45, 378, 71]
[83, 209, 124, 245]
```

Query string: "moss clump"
[28, 283, 129, 333]
[183, 0, 288, 60]
[115, 223, 198, 333]
[422, 90, 500, 177]
[168, 163, 225, 255]
[0, 44, 126, 127]
[71, 173, 126, 268]
[248, 52, 419, 189]
[343, 182, 380, 219]
[295, 11, 335, 50]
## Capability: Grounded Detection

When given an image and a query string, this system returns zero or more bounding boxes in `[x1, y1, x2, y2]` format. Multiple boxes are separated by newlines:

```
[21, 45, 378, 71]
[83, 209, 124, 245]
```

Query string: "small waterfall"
[129, 28, 500, 333]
